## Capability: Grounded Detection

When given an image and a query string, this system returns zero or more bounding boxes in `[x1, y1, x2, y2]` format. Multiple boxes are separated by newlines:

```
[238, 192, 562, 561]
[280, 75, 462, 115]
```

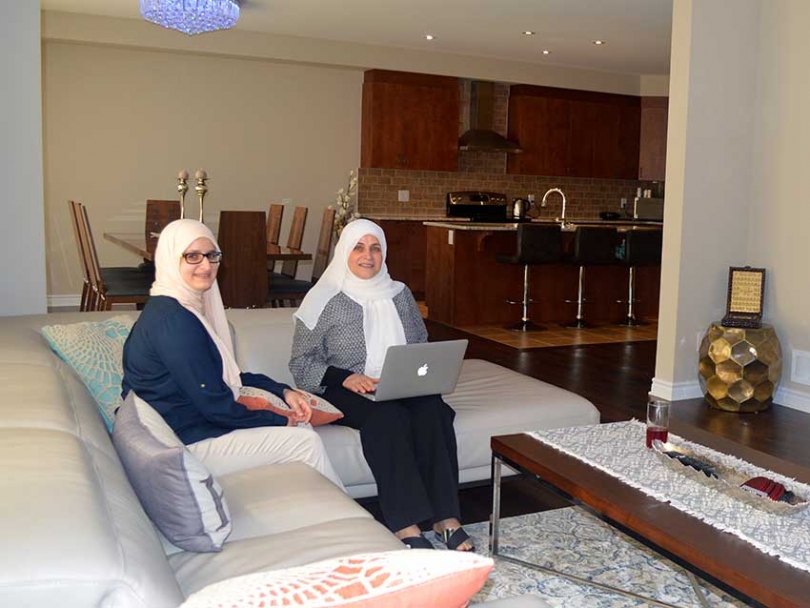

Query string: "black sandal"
[436, 527, 475, 551]
[401, 535, 434, 550]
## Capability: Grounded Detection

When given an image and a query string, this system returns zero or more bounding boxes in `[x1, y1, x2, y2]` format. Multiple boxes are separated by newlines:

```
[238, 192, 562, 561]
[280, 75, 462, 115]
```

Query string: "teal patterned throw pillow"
[41, 316, 135, 432]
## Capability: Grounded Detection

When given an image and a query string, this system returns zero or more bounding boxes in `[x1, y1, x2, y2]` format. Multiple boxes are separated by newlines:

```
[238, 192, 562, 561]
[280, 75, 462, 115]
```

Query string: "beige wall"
[747, 0, 810, 407]
[0, 3, 46, 315]
[655, 0, 810, 411]
[43, 42, 362, 296]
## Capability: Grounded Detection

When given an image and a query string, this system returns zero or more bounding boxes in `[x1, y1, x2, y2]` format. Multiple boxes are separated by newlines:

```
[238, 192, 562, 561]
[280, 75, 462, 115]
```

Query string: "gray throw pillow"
[112, 391, 232, 552]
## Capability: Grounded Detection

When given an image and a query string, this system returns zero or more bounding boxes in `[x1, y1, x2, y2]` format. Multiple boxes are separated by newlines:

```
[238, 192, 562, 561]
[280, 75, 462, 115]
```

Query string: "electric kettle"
[512, 198, 530, 221]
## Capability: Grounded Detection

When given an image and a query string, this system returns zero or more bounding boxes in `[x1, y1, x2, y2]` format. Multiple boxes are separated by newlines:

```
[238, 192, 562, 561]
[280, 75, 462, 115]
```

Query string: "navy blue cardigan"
[122, 296, 289, 444]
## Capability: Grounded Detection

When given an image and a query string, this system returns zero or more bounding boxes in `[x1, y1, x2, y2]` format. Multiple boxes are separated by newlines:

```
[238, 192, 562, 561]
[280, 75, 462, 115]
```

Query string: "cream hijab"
[150, 219, 242, 398]
[294, 219, 405, 378]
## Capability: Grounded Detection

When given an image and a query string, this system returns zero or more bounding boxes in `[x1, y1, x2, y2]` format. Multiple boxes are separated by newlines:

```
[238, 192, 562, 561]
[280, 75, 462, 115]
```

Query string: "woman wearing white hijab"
[122, 219, 342, 488]
[290, 219, 472, 551]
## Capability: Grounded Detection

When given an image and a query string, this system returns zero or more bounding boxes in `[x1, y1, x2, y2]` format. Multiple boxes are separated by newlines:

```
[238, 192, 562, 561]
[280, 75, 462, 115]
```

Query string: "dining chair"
[78, 204, 152, 310]
[145, 199, 182, 257]
[267, 207, 335, 307]
[279, 206, 309, 279]
[266, 203, 284, 246]
[68, 201, 94, 311]
[217, 211, 269, 309]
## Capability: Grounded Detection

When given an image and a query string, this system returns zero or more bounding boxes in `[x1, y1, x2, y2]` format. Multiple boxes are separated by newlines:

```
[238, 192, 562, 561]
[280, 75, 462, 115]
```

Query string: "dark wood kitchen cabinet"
[361, 70, 459, 171]
[507, 85, 641, 179]
[376, 220, 427, 299]
[639, 96, 669, 181]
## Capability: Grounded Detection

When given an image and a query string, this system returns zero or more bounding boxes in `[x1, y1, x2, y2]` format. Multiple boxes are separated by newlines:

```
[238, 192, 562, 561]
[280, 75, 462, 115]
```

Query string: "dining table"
[103, 233, 313, 264]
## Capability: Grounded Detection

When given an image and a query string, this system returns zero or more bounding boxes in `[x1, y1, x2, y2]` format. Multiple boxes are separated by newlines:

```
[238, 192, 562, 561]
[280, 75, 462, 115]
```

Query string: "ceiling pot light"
[542, 49, 550, 55]
[523, 31, 535, 36]
[140, 0, 240, 36]
[592, 40, 606, 45]
[425, 34, 435, 40]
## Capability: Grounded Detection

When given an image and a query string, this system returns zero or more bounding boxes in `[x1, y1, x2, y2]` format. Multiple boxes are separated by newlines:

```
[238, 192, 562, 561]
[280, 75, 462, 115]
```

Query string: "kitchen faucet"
[542, 188, 569, 228]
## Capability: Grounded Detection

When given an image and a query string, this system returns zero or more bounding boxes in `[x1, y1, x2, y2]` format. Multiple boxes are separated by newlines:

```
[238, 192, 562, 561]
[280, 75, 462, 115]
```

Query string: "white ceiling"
[41, 0, 673, 75]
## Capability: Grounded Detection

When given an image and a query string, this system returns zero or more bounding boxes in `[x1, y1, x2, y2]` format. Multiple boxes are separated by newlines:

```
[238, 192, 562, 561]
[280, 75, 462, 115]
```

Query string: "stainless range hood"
[458, 81, 522, 153]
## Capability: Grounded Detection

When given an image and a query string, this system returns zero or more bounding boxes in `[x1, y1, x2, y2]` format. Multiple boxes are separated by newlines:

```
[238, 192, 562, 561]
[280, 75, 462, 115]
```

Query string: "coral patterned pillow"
[180, 549, 493, 608]
[237, 386, 343, 426]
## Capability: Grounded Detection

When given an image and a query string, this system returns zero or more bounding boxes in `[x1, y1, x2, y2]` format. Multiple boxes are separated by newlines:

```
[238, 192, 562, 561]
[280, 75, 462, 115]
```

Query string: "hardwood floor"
[361, 320, 810, 527]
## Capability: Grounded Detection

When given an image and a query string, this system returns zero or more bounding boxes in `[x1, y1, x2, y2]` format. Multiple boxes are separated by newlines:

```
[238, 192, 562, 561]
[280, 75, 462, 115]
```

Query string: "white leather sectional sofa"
[0, 308, 597, 607]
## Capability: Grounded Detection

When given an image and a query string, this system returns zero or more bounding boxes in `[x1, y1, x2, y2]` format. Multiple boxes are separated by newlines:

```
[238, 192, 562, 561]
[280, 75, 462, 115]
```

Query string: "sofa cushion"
[237, 386, 343, 426]
[113, 391, 232, 552]
[179, 550, 493, 608]
[40, 315, 134, 431]
[169, 517, 404, 597]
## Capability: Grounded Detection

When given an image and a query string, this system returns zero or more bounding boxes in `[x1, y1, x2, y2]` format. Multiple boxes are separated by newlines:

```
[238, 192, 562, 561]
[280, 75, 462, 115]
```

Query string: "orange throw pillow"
[180, 549, 493, 608]
[237, 386, 343, 426]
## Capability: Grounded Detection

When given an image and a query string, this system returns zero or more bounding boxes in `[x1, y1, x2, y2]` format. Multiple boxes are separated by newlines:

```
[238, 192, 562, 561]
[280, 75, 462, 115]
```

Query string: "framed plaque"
[721, 266, 765, 328]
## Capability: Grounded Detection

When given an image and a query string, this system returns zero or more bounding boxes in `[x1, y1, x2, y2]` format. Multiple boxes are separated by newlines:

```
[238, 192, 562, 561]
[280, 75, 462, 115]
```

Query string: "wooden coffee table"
[490, 423, 810, 608]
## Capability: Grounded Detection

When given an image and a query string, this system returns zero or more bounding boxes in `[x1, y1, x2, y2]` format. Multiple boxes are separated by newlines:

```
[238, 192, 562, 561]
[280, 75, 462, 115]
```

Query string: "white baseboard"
[48, 294, 81, 309]
[775, 386, 810, 414]
[652, 376, 810, 414]
[650, 377, 703, 401]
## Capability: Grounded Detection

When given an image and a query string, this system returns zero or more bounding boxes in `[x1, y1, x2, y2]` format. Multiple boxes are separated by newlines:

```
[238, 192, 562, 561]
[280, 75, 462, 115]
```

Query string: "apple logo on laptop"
[417, 364, 429, 377]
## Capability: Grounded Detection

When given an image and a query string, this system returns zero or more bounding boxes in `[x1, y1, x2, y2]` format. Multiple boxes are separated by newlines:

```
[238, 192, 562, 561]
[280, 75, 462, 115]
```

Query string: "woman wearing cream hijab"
[122, 219, 342, 488]
[290, 219, 473, 551]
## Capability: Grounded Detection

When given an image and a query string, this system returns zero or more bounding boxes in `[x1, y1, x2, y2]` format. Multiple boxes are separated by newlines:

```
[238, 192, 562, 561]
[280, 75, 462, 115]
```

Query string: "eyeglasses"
[182, 251, 223, 265]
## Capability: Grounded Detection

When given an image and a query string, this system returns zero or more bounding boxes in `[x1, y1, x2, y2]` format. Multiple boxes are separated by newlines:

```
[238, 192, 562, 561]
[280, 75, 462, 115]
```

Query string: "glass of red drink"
[646, 398, 670, 448]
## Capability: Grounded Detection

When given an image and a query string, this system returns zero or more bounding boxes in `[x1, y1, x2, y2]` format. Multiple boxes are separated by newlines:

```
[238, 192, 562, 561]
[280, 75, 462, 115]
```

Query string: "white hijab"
[294, 219, 405, 378]
[150, 219, 242, 398]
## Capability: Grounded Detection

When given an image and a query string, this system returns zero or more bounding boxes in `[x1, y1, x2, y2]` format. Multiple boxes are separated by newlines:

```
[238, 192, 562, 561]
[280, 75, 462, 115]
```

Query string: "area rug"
[454, 322, 658, 350]
[428, 507, 746, 607]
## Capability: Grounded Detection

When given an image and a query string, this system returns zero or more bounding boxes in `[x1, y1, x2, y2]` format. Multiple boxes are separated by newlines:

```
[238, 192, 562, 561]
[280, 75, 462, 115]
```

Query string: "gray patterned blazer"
[289, 289, 427, 394]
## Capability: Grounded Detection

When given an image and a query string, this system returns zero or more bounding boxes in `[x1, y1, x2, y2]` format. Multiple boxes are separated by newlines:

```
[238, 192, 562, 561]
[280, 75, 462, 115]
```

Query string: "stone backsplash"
[357, 168, 646, 221]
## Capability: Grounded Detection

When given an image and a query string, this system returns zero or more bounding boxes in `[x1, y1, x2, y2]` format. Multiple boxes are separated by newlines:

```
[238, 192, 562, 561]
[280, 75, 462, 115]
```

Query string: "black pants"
[323, 386, 461, 533]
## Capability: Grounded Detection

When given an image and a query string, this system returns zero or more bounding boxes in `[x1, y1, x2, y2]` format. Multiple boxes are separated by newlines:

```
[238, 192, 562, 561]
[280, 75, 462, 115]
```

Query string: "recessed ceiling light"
[592, 40, 606, 45]
[542, 49, 551, 55]
[523, 31, 535, 36]
[425, 34, 435, 41]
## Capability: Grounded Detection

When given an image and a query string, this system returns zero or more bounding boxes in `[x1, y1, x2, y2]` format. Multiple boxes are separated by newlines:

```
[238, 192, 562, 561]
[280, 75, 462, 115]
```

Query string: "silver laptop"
[361, 339, 468, 401]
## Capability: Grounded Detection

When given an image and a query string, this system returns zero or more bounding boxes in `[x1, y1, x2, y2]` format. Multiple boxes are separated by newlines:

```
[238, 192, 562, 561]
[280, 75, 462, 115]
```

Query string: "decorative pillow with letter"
[180, 549, 493, 608]
[238, 386, 343, 426]
[113, 391, 232, 552]
[41, 316, 134, 431]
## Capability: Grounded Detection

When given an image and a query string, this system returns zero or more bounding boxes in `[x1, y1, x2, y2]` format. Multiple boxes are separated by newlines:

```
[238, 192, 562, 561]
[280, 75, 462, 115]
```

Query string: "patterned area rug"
[428, 507, 746, 607]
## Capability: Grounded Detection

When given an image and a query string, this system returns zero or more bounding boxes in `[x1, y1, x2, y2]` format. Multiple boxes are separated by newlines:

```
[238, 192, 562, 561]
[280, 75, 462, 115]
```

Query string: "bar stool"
[496, 224, 562, 331]
[566, 226, 618, 328]
[617, 229, 663, 326]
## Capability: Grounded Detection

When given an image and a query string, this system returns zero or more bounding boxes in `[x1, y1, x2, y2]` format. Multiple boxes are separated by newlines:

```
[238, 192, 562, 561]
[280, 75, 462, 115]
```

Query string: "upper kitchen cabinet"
[507, 85, 641, 179]
[361, 70, 459, 171]
[639, 97, 669, 181]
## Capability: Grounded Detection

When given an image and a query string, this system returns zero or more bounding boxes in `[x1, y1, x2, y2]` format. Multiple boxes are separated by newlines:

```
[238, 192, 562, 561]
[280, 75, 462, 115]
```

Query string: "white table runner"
[529, 421, 810, 573]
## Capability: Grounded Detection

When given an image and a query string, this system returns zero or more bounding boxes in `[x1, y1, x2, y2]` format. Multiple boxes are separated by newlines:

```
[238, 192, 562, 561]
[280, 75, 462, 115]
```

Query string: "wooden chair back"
[77, 204, 105, 310]
[145, 199, 181, 256]
[312, 207, 336, 282]
[217, 211, 269, 309]
[68, 201, 93, 311]
[281, 206, 308, 278]
[266, 203, 284, 245]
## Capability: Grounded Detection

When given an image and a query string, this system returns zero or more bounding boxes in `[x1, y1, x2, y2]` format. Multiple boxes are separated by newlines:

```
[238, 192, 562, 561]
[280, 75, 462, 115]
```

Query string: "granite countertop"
[362, 214, 662, 229]
[422, 219, 663, 232]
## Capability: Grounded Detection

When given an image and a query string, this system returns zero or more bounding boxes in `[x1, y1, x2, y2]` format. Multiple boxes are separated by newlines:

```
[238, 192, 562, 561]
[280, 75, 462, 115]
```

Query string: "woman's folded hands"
[283, 389, 313, 425]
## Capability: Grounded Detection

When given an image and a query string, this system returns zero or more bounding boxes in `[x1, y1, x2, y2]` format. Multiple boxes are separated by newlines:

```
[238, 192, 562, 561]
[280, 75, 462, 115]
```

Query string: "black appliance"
[446, 191, 508, 222]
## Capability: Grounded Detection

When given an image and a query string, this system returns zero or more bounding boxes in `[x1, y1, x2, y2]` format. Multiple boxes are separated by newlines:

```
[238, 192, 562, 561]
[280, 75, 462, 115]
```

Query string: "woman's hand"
[283, 389, 313, 426]
[343, 373, 379, 395]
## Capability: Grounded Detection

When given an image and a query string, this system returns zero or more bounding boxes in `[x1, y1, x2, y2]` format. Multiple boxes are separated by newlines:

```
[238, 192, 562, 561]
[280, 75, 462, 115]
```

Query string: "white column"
[0, 3, 46, 316]
[652, 0, 761, 399]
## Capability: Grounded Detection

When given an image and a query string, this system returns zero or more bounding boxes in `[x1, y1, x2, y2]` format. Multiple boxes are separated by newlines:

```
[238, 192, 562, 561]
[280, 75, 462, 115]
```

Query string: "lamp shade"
[140, 0, 240, 36]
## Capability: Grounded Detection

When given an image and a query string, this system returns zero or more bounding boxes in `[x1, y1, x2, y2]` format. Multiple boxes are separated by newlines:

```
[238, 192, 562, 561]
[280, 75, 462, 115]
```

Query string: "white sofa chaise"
[0, 308, 597, 607]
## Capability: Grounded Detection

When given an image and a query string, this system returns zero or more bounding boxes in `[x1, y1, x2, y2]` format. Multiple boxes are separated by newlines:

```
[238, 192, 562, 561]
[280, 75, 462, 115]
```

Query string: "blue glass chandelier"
[140, 0, 240, 36]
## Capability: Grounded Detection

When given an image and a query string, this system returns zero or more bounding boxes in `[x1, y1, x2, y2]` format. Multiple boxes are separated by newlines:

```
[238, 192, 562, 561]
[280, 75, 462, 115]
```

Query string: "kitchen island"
[423, 220, 662, 327]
